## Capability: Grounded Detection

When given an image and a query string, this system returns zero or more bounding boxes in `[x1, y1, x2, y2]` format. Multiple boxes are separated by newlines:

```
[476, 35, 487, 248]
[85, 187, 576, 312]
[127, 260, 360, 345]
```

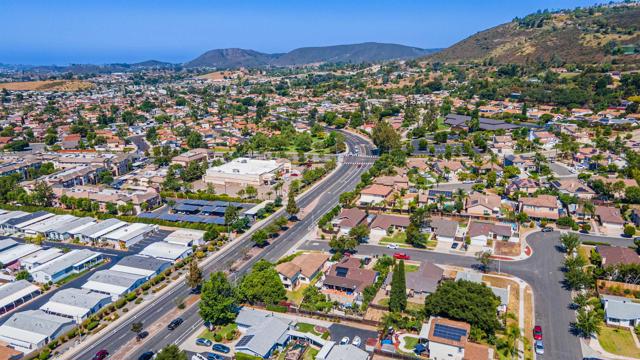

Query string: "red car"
[533, 325, 543, 340]
[92, 350, 109, 360]
[393, 252, 410, 260]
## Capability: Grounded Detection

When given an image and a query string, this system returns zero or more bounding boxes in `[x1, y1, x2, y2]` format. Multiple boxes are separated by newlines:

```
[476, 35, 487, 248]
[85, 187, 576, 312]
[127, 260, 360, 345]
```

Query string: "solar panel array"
[433, 324, 467, 342]
[236, 334, 254, 347]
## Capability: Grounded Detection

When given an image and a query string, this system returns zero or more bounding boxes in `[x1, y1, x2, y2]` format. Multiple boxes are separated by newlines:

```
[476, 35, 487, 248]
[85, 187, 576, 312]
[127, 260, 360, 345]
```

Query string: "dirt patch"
[494, 241, 521, 257]
[0, 80, 94, 91]
[364, 307, 386, 322]
[483, 275, 519, 323]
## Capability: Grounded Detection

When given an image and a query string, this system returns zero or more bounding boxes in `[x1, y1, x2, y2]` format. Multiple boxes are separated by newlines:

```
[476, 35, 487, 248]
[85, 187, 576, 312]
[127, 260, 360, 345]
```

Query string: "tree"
[237, 260, 286, 305]
[424, 280, 501, 338]
[224, 205, 239, 232]
[186, 131, 205, 149]
[15, 270, 29, 281]
[389, 261, 407, 313]
[476, 251, 493, 273]
[286, 191, 299, 219]
[498, 319, 523, 360]
[187, 258, 203, 290]
[199, 272, 238, 327]
[560, 233, 581, 254]
[574, 308, 603, 338]
[244, 185, 258, 199]
[32, 181, 55, 207]
[251, 229, 268, 247]
[155, 344, 188, 360]
[624, 224, 636, 237]
[371, 121, 401, 154]
[301, 285, 333, 312]
[131, 321, 143, 334]
[349, 224, 370, 243]
[329, 235, 358, 254]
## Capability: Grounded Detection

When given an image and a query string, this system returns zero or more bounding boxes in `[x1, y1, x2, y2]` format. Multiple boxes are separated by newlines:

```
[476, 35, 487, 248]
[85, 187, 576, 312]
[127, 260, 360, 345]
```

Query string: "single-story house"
[466, 221, 514, 246]
[0, 280, 41, 315]
[138, 242, 193, 262]
[0, 310, 74, 353]
[110, 255, 171, 280]
[369, 214, 410, 243]
[321, 257, 377, 307]
[429, 218, 459, 243]
[40, 288, 111, 323]
[597, 246, 640, 267]
[29, 249, 103, 284]
[602, 294, 640, 328]
[419, 317, 491, 360]
[595, 206, 625, 231]
[82, 269, 146, 300]
[334, 208, 368, 235]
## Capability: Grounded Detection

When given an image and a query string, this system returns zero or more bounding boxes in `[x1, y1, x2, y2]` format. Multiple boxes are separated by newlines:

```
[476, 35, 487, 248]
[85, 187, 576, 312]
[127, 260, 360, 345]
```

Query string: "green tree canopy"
[237, 260, 286, 305]
[199, 272, 238, 327]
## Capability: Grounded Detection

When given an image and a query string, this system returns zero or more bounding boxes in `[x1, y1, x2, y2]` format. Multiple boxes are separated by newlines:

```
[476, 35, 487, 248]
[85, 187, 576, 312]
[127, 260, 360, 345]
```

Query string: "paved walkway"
[582, 336, 640, 360]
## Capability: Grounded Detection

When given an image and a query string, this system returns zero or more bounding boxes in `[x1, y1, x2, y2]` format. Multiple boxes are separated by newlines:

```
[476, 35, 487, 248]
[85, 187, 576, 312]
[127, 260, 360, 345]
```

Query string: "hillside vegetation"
[428, 3, 640, 65]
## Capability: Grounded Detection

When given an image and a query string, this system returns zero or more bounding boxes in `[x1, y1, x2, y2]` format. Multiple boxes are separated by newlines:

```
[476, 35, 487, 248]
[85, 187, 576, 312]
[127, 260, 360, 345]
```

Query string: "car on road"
[136, 331, 149, 341]
[167, 317, 183, 330]
[541, 227, 553, 232]
[534, 340, 544, 355]
[393, 252, 410, 260]
[340, 336, 350, 345]
[92, 350, 109, 360]
[138, 351, 154, 360]
[212, 344, 230, 354]
[352, 336, 362, 347]
[386, 243, 399, 249]
[196, 338, 213, 347]
[533, 325, 542, 340]
[205, 353, 224, 360]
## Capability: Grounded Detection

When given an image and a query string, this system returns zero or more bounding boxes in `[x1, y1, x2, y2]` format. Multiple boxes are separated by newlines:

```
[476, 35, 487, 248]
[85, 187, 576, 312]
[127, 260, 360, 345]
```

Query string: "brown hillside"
[0, 80, 95, 92]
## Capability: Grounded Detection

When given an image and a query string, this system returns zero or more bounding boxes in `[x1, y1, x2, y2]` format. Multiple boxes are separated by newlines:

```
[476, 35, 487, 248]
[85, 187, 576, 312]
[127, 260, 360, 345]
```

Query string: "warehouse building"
[101, 223, 157, 248]
[74, 218, 128, 244]
[0, 244, 41, 269]
[20, 248, 63, 271]
[82, 269, 146, 300]
[44, 216, 95, 241]
[40, 288, 111, 323]
[110, 255, 171, 280]
[163, 228, 205, 247]
[0, 310, 75, 353]
[0, 280, 41, 315]
[139, 242, 193, 262]
[29, 249, 103, 284]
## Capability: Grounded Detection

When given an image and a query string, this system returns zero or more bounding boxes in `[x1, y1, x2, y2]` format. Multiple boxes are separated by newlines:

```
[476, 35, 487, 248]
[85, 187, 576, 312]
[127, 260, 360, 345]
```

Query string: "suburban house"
[505, 178, 539, 195]
[368, 214, 410, 243]
[596, 246, 640, 267]
[358, 184, 394, 206]
[518, 195, 560, 220]
[373, 175, 409, 191]
[601, 295, 640, 328]
[551, 179, 595, 199]
[492, 135, 514, 156]
[504, 154, 536, 172]
[465, 192, 502, 217]
[235, 314, 293, 358]
[29, 249, 103, 284]
[528, 131, 558, 149]
[429, 218, 459, 244]
[433, 160, 465, 181]
[467, 221, 514, 246]
[334, 208, 368, 235]
[316, 342, 370, 360]
[595, 206, 625, 231]
[387, 262, 444, 297]
[419, 317, 491, 360]
[275, 262, 301, 289]
[320, 257, 377, 307]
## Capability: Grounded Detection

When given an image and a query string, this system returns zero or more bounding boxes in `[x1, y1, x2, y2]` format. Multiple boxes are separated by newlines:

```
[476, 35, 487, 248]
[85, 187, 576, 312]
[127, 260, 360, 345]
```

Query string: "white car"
[340, 336, 350, 345]
[352, 336, 362, 347]
[534, 340, 544, 355]
[386, 243, 399, 249]
[192, 354, 207, 360]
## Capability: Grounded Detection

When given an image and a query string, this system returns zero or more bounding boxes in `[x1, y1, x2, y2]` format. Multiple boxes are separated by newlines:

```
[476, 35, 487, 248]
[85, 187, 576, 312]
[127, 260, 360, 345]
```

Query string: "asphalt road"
[74, 130, 376, 360]
[129, 135, 150, 153]
[300, 231, 580, 360]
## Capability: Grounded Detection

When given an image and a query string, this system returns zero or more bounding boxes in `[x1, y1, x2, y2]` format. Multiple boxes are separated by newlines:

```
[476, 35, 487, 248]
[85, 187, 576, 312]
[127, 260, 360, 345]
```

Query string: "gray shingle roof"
[46, 288, 110, 309]
[603, 295, 640, 320]
[1, 310, 73, 337]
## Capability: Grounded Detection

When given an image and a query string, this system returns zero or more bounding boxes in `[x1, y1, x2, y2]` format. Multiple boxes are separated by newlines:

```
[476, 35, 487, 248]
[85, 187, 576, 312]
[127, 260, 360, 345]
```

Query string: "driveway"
[549, 162, 574, 177]
[328, 323, 377, 349]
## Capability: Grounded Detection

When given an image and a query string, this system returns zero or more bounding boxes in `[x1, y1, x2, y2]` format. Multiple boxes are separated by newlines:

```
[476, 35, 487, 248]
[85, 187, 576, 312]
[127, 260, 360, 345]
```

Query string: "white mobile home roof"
[82, 270, 144, 296]
[48, 217, 95, 234]
[66, 220, 99, 236]
[0, 244, 41, 265]
[40, 288, 110, 320]
[76, 218, 128, 239]
[111, 255, 170, 277]
[14, 212, 55, 229]
[0, 309, 73, 342]
[20, 248, 63, 268]
[163, 228, 205, 246]
[0, 238, 18, 252]
[139, 242, 192, 261]
[0, 211, 28, 225]
[23, 215, 77, 233]
[30, 249, 101, 277]
[101, 223, 156, 242]
[0, 280, 40, 309]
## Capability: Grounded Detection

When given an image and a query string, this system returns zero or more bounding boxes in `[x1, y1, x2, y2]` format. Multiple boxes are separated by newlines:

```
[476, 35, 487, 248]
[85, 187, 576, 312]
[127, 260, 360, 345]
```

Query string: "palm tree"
[499, 317, 523, 360]
[575, 308, 602, 338]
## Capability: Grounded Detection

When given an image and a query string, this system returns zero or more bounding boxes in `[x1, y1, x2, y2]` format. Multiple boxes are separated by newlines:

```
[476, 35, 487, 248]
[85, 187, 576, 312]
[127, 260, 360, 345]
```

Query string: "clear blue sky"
[1, 0, 607, 65]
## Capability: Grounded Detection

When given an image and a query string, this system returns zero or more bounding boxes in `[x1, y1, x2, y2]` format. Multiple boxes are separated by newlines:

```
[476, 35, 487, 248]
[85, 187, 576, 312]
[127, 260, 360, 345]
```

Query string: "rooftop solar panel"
[137, 212, 158, 219]
[433, 324, 467, 342]
[236, 334, 254, 347]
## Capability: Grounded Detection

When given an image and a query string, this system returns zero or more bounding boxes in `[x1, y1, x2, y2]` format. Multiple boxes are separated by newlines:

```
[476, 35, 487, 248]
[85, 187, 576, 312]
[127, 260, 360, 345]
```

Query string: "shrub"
[135, 298, 143, 304]
[115, 298, 127, 309]
[226, 331, 235, 341]
[47, 340, 58, 349]
[38, 349, 51, 360]
[86, 321, 100, 331]
[214, 333, 223, 342]
[126, 292, 137, 302]
[123, 308, 129, 313]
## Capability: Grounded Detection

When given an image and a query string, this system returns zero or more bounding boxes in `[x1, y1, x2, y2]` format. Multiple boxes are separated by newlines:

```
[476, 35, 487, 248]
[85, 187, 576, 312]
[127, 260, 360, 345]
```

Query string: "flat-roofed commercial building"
[203, 157, 286, 187]
[163, 228, 205, 247]
[0, 280, 41, 315]
[40, 288, 111, 323]
[29, 249, 103, 284]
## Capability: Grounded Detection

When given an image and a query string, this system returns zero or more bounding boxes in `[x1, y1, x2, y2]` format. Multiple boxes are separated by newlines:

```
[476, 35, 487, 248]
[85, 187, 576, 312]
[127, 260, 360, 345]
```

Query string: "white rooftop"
[206, 157, 281, 176]
[139, 242, 191, 261]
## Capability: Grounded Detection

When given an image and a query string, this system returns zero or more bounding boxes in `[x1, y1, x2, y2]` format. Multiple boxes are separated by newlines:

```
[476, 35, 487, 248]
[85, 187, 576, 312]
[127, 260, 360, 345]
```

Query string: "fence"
[249, 303, 381, 327]
[373, 348, 421, 360]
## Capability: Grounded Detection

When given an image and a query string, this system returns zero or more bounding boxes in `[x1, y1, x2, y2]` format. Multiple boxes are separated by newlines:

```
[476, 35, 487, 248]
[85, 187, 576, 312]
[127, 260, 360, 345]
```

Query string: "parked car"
[393, 252, 410, 260]
[192, 355, 207, 360]
[533, 325, 542, 340]
[92, 350, 110, 360]
[206, 353, 224, 360]
[196, 338, 213, 347]
[352, 336, 362, 347]
[138, 352, 154, 360]
[212, 344, 230, 354]
[541, 227, 553, 232]
[451, 242, 459, 250]
[167, 318, 183, 330]
[386, 243, 399, 249]
[340, 336, 350, 345]
[136, 331, 149, 341]
[535, 340, 544, 355]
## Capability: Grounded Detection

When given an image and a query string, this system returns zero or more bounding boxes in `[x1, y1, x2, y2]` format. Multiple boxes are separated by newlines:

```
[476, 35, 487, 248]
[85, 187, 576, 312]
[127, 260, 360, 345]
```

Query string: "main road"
[73, 130, 376, 360]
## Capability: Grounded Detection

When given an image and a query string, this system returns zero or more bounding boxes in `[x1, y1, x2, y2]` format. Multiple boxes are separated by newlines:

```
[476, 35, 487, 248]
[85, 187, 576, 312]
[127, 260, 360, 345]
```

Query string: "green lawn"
[403, 336, 419, 350]
[598, 326, 640, 358]
[378, 298, 424, 312]
[199, 323, 238, 342]
[286, 285, 307, 304]
[303, 347, 319, 360]
[296, 322, 327, 336]
[380, 232, 407, 244]
[405, 264, 419, 272]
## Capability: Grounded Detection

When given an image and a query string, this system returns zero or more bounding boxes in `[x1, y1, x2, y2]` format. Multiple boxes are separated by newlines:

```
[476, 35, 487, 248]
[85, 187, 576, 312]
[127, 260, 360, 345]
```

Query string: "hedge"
[160, 191, 259, 204]
[86, 321, 100, 331]
[265, 304, 288, 313]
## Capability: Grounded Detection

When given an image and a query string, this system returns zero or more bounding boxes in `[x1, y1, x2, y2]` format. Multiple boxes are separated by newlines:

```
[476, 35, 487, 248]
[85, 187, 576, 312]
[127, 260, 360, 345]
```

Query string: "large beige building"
[203, 157, 288, 187]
